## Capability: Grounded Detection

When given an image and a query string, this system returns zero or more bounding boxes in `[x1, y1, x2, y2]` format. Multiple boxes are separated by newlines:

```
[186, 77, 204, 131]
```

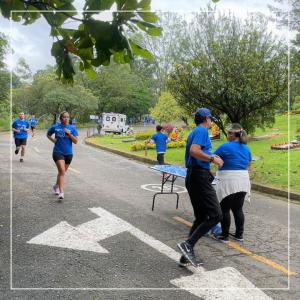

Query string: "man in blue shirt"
[147, 125, 170, 164]
[29, 115, 38, 137]
[177, 108, 224, 267]
[12, 112, 30, 162]
[47, 111, 78, 200]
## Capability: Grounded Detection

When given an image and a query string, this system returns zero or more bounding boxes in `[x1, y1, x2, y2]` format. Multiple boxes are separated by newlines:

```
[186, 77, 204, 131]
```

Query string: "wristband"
[209, 156, 215, 163]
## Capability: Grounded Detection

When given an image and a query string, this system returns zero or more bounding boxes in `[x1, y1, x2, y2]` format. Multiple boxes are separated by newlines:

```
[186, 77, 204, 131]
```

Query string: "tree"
[14, 57, 32, 83]
[0, 0, 161, 83]
[136, 12, 190, 93]
[168, 10, 288, 134]
[0, 32, 8, 69]
[269, 1, 300, 109]
[0, 33, 9, 117]
[12, 66, 98, 123]
[84, 63, 154, 119]
[149, 91, 188, 124]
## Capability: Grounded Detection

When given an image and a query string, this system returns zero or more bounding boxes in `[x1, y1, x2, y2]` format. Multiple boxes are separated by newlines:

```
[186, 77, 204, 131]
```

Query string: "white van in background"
[102, 112, 129, 134]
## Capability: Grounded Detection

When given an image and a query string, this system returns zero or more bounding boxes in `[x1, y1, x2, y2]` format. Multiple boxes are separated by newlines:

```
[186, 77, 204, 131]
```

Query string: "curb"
[84, 139, 300, 202]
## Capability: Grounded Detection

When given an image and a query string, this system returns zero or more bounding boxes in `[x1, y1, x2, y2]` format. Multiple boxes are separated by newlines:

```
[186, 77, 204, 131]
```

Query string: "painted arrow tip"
[170, 267, 272, 300]
[27, 221, 109, 254]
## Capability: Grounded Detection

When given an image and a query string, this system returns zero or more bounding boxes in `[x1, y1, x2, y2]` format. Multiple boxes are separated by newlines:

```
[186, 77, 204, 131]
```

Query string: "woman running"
[47, 111, 78, 200]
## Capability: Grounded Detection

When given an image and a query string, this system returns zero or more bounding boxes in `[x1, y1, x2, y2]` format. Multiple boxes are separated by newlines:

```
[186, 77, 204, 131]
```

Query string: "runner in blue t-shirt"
[29, 115, 38, 137]
[147, 125, 170, 164]
[12, 112, 30, 162]
[47, 111, 78, 200]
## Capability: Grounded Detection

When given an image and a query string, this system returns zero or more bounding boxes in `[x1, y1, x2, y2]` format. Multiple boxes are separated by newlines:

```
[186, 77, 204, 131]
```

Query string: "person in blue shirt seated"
[213, 123, 252, 243]
[177, 108, 223, 267]
[147, 125, 170, 165]
[47, 111, 79, 200]
[29, 115, 38, 137]
[12, 112, 30, 163]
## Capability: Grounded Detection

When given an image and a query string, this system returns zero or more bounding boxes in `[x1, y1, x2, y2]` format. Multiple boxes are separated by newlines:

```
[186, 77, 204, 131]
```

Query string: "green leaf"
[129, 40, 152, 60]
[112, 50, 127, 63]
[77, 48, 93, 60]
[85, 20, 113, 42]
[131, 19, 162, 36]
[79, 61, 84, 71]
[137, 0, 151, 10]
[51, 41, 64, 59]
[85, 0, 115, 10]
[123, 0, 138, 10]
[137, 12, 158, 23]
[84, 61, 97, 79]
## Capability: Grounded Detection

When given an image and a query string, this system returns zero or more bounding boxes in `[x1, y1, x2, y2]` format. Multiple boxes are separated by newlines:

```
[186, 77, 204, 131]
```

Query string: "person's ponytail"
[239, 129, 248, 144]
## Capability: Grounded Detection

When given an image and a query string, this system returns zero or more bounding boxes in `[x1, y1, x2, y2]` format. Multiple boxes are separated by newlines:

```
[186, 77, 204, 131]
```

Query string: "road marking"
[173, 216, 297, 277]
[141, 184, 187, 193]
[68, 167, 80, 174]
[33, 147, 40, 153]
[27, 207, 271, 298]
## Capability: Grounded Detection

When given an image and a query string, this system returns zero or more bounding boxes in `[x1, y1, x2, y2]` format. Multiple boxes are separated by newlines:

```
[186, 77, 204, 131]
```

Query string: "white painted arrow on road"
[27, 207, 272, 299]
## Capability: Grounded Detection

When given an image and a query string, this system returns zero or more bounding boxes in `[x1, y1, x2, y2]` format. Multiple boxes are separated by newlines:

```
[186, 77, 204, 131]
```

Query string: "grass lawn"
[87, 114, 300, 193]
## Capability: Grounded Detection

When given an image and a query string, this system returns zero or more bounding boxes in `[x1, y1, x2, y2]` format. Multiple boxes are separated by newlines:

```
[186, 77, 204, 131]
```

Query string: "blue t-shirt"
[47, 124, 78, 155]
[214, 141, 252, 170]
[12, 119, 30, 139]
[185, 125, 212, 170]
[29, 117, 38, 126]
[151, 132, 168, 153]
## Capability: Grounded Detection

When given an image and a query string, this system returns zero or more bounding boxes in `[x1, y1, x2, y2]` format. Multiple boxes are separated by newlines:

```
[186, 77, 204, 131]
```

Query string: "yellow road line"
[68, 167, 80, 174]
[173, 216, 297, 276]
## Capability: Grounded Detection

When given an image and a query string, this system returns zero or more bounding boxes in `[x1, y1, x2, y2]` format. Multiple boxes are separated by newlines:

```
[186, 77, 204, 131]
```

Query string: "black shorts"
[52, 152, 73, 165]
[31, 126, 36, 130]
[15, 138, 27, 147]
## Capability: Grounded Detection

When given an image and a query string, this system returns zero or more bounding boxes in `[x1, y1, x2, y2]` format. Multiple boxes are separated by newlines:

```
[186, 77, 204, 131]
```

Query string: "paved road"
[0, 130, 299, 299]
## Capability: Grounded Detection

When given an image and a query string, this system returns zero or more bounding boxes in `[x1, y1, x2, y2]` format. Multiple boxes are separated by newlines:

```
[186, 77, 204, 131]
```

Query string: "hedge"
[130, 140, 186, 151]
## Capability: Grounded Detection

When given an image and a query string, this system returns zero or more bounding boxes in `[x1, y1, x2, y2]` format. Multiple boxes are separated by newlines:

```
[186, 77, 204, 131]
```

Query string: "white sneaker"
[53, 185, 59, 195]
[58, 192, 64, 200]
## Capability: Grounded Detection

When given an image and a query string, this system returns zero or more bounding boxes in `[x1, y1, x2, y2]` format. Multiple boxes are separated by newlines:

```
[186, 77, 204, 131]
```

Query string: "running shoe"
[19, 158, 24, 163]
[15, 149, 19, 155]
[58, 192, 64, 200]
[229, 233, 244, 242]
[213, 234, 229, 244]
[177, 241, 203, 267]
[53, 185, 60, 195]
[178, 255, 191, 267]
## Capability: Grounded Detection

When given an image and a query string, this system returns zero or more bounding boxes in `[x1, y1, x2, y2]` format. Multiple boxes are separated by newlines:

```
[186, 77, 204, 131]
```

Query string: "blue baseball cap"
[195, 108, 217, 122]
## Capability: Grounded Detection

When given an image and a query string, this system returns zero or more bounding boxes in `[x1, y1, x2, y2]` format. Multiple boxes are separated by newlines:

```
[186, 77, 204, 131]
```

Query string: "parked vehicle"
[102, 112, 129, 134]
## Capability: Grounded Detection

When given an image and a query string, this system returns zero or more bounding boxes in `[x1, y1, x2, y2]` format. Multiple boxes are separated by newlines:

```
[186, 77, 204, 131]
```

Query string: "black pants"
[185, 168, 223, 248]
[220, 192, 246, 238]
[157, 153, 165, 165]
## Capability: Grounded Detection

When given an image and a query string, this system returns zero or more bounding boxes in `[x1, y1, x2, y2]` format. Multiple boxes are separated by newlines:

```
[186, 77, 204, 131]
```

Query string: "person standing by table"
[47, 111, 78, 200]
[146, 125, 170, 165]
[12, 112, 30, 163]
[177, 108, 223, 267]
[213, 123, 252, 243]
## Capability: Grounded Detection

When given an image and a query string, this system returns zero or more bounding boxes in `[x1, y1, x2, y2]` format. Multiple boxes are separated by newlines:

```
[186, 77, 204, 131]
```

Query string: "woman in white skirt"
[213, 123, 252, 243]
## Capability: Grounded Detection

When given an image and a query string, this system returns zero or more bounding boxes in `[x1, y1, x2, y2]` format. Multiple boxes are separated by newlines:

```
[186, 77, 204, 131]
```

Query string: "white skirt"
[215, 170, 251, 203]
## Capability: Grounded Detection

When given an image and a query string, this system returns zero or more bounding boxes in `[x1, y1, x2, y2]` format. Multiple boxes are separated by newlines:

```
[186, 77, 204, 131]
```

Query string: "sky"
[0, 0, 290, 73]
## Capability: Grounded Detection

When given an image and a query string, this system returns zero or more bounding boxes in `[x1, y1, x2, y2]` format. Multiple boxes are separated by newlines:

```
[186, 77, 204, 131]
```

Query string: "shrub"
[167, 141, 186, 148]
[135, 130, 155, 140]
[130, 140, 186, 151]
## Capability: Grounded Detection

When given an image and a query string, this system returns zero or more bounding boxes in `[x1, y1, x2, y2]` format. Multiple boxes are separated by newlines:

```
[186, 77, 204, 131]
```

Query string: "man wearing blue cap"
[177, 108, 224, 267]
